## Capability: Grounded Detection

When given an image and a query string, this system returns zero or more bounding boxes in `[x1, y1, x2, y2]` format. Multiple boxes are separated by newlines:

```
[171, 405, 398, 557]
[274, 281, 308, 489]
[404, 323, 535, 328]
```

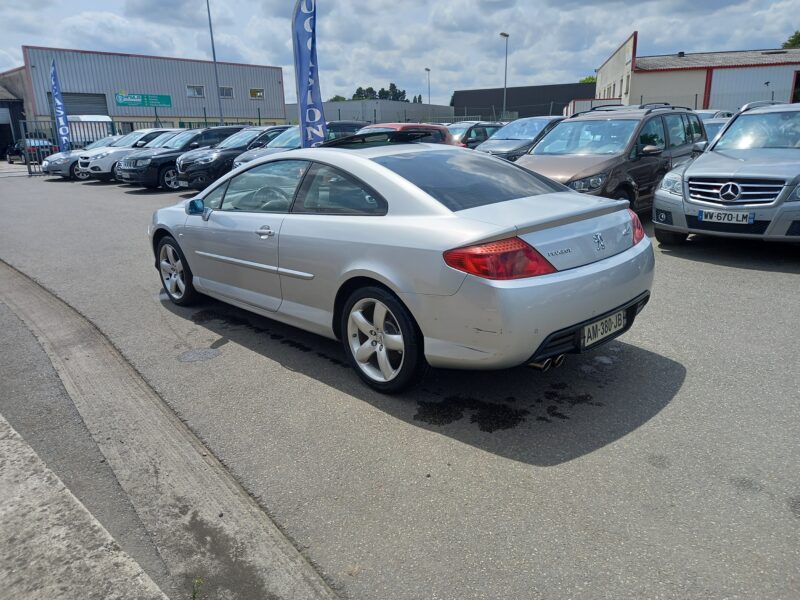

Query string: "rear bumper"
[402, 238, 655, 369]
[653, 190, 800, 241]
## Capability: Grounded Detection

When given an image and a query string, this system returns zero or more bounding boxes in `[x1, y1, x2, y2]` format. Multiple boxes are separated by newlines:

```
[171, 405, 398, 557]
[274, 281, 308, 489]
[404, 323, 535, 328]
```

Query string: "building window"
[219, 86, 234, 99]
[186, 85, 205, 98]
[612, 82, 616, 97]
[249, 88, 265, 100]
[625, 74, 630, 95]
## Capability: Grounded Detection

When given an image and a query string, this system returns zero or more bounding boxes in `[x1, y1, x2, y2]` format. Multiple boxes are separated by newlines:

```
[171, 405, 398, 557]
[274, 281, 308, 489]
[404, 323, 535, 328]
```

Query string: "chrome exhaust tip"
[528, 358, 552, 372]
[553, 354, 566, 368]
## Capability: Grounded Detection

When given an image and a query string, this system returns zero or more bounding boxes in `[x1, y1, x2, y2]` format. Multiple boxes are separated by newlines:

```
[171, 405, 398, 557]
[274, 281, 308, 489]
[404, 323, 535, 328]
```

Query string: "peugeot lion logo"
[719, 182, 741, 202]
[592, 232, 605, 251]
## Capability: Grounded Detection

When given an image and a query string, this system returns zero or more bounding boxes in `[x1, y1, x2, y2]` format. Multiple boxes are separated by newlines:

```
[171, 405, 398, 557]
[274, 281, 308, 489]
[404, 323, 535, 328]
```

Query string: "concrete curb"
[0, 261, 340, 599]
[0, 414, 168, 600]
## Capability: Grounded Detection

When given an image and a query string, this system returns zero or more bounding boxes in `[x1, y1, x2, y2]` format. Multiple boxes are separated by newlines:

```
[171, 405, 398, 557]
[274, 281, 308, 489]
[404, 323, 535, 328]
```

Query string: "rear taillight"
[443, 237, 556, 280]
[629, 209, 645, 245]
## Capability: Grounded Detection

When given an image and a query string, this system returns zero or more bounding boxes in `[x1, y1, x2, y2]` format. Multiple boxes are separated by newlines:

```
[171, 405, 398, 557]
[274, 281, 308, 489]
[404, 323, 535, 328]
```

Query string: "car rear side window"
[293, 163, 387, 215]
[685, 114, 704, 142]
[372, 149, 562, 211]
[664, 114, 688, 147]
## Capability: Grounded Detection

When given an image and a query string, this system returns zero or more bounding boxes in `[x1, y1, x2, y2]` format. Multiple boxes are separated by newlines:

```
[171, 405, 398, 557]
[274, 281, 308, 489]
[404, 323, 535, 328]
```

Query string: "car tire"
[614, 187, 636, 210]
[156, 236, 199, 306]
[654, 227, 688, 246]
[110, 162, 120, 181]
[70, 161, 89, 180]
[340, 286, 426, 393]
[159, 165, 180, 190]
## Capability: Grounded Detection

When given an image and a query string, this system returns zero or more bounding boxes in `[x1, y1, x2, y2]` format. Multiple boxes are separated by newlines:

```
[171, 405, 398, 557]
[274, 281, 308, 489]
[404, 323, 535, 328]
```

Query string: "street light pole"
[425, 67, 431, 120]
[206, 0, 224, 125]
[500, 32, 509, 120]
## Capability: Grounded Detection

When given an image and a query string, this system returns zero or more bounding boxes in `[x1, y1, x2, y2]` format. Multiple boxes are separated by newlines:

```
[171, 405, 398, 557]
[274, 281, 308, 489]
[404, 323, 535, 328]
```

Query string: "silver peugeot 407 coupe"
[149, 143, 654, 392]
[653, 101, 800, 245]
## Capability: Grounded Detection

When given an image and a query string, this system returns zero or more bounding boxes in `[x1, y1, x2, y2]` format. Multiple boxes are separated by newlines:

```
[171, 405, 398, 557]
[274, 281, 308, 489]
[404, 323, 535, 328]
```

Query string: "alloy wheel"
[347, 298, 405, 383]
[159, 243, 186, 300]
[163, 168, 179, 190]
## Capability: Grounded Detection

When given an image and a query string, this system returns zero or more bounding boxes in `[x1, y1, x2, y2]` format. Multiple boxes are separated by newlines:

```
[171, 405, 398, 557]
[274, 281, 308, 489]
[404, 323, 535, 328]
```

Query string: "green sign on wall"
[114, 92, 172, 108]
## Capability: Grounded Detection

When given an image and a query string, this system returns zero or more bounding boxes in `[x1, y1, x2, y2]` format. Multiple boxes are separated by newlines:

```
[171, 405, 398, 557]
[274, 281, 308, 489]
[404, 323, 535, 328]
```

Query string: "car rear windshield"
[267, 126, 301, 148]
[492, 118, 549, 140]
[714, 111, 800, 150]
[216, 129, 263, 149]
[533, 119, 638, 155]
[372, 149, 562, 211]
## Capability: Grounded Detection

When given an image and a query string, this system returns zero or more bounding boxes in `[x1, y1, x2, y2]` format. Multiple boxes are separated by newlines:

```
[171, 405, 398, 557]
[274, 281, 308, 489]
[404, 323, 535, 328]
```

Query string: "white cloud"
[0, 0, 797, 103]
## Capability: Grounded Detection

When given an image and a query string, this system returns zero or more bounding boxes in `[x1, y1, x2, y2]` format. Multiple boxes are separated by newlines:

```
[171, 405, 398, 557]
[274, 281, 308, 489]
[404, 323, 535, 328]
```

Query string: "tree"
[378, 87, 390, 100]
[327, 94, 346, 102]
[783, 30, 800, 48]
[579, 75, 597, 83]
[351, 86, 366, 100]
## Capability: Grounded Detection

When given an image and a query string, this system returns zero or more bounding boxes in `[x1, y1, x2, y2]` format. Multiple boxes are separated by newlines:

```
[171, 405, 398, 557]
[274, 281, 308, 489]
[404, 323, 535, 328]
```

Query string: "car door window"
[469, 127, 487, 142]
[220, 160, 309, 213]
[664, 114, 688, 147]
[203, 181, 228, 209]
[140, 131, 164, 144]
[685, 114, 703, 141]
[638, 117, 666, 149]
[293, 163, 387, 215]
[485, 126, 501, 138]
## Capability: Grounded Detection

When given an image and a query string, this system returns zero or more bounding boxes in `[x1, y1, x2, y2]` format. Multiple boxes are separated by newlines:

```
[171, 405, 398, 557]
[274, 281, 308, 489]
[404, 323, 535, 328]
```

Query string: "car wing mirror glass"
[185, 198, 204, 215]
[692, 141, 708, 153]
[188, 141, 200, 149]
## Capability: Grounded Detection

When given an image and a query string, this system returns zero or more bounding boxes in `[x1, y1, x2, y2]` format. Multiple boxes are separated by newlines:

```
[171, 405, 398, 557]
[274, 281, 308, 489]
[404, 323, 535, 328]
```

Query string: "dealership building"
[592, 32, 800, 112]
[0, 45, 287, 138]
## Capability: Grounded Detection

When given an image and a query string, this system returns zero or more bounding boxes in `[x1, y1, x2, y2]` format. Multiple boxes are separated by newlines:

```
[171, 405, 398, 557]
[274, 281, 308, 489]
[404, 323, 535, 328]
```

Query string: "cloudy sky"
[1, 0, 797, 104]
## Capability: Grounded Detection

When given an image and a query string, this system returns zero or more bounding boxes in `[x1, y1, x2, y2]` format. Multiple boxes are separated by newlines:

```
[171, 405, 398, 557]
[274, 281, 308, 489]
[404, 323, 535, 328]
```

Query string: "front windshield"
[85, 136, 117, 150]
[216, 129, 262, 149]
[163, 130, 198, 149]
[446, 124, 470, 140]
[532, 119, 638, 155]
[145, 132, 177, 148]
[111, 131, 142, 147]
[714, 111, 800, 150]
[492, 118, 548, 140]
[267, 126, 300, 148]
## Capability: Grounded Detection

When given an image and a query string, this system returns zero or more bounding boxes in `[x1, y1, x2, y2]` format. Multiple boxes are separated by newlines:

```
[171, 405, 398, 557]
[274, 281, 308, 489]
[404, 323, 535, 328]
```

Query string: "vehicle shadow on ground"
[657, 234, 800, 274]
[124, 187, 181, 196]
[161, 294, 685, 466]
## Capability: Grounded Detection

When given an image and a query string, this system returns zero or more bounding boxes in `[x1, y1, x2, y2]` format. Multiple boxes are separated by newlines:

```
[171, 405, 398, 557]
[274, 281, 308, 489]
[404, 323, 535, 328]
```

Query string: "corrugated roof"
[0, 83, 20, 101]
[636, 48, 800, 70]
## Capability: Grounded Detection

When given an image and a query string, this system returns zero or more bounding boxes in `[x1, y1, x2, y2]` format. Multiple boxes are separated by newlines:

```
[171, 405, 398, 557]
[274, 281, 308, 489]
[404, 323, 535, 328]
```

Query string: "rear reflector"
[443, 237, 556, 280]
[629, 209, 645, 245]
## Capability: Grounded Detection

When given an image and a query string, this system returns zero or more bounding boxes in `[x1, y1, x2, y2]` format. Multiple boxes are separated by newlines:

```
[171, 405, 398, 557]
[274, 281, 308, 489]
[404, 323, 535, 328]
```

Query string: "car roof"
[363, 122, 448, 130]
[746, 102, 800, 114]
[566, 106, 695, 121]
[288, 142, 459, 161]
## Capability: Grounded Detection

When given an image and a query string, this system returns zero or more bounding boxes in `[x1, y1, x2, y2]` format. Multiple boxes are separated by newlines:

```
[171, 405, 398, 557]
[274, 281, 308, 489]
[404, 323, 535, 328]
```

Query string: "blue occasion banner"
[292, 0, 328, 147]
[50, 60, 72, 152]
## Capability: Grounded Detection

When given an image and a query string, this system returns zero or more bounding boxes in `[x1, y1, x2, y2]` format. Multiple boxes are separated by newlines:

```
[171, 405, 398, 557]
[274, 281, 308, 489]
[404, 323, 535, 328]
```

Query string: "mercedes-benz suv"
[653, 101, 800, 244]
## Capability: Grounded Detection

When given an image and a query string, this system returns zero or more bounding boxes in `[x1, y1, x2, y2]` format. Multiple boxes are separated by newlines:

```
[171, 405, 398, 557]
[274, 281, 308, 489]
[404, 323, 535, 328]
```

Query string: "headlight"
[196, 155, 216, 164]
[49, 157, 66, 165]
[135, 158, 151, 167]
[93, 152, 110, 160]
[568, 173, 606, 192]
[659, 173, 683, 195]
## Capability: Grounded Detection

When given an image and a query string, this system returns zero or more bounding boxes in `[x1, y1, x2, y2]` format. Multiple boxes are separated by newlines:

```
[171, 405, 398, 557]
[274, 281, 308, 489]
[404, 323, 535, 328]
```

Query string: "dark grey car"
[475, 116, 563, 161]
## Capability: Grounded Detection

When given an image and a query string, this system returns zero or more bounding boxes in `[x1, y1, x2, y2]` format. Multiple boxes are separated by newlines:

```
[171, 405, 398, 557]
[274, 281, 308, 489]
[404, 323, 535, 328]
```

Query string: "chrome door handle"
[254, 226, 275, 238]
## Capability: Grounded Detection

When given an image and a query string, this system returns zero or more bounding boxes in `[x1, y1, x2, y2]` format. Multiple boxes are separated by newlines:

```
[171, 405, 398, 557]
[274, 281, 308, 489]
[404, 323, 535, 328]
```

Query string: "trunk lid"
[459, 192, 634, 270]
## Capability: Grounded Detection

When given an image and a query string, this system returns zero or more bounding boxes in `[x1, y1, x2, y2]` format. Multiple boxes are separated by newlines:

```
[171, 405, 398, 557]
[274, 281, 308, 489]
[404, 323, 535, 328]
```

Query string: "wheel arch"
[332, 274, 421, 342]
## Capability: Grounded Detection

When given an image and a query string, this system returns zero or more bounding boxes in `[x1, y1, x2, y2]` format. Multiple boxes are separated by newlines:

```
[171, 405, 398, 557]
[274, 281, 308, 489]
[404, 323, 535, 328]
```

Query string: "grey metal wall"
[24, 46, 285, 120]
[453, 83, 596, 118]
[285, 100, 454, 123]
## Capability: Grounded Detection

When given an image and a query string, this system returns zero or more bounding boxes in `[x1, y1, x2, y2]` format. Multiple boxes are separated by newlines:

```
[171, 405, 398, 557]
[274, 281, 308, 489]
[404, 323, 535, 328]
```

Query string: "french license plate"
[178, 180, 189, 188]
[698, 209, 754, 225]
[583, 310, 626, 348]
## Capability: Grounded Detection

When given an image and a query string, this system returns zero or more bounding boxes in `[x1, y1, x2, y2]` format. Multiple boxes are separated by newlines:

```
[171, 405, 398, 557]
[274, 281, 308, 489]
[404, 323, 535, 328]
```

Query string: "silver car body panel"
[151, 144, 654, 369]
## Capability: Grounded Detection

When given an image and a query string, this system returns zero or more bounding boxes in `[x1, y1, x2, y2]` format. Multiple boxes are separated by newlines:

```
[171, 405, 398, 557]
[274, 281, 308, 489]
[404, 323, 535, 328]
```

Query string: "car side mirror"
[185, 198, 204, 215]
[189, 142, 200, 149]
[692, 141, 708, 154]
[134, 140, 147, 147]
[641, 144, 662, 156]
[248, 140, 264, 149]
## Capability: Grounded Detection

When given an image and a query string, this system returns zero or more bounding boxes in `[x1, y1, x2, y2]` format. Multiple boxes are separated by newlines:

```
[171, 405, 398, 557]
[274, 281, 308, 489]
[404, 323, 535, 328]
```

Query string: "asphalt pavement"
[1, 174, 798, 599]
